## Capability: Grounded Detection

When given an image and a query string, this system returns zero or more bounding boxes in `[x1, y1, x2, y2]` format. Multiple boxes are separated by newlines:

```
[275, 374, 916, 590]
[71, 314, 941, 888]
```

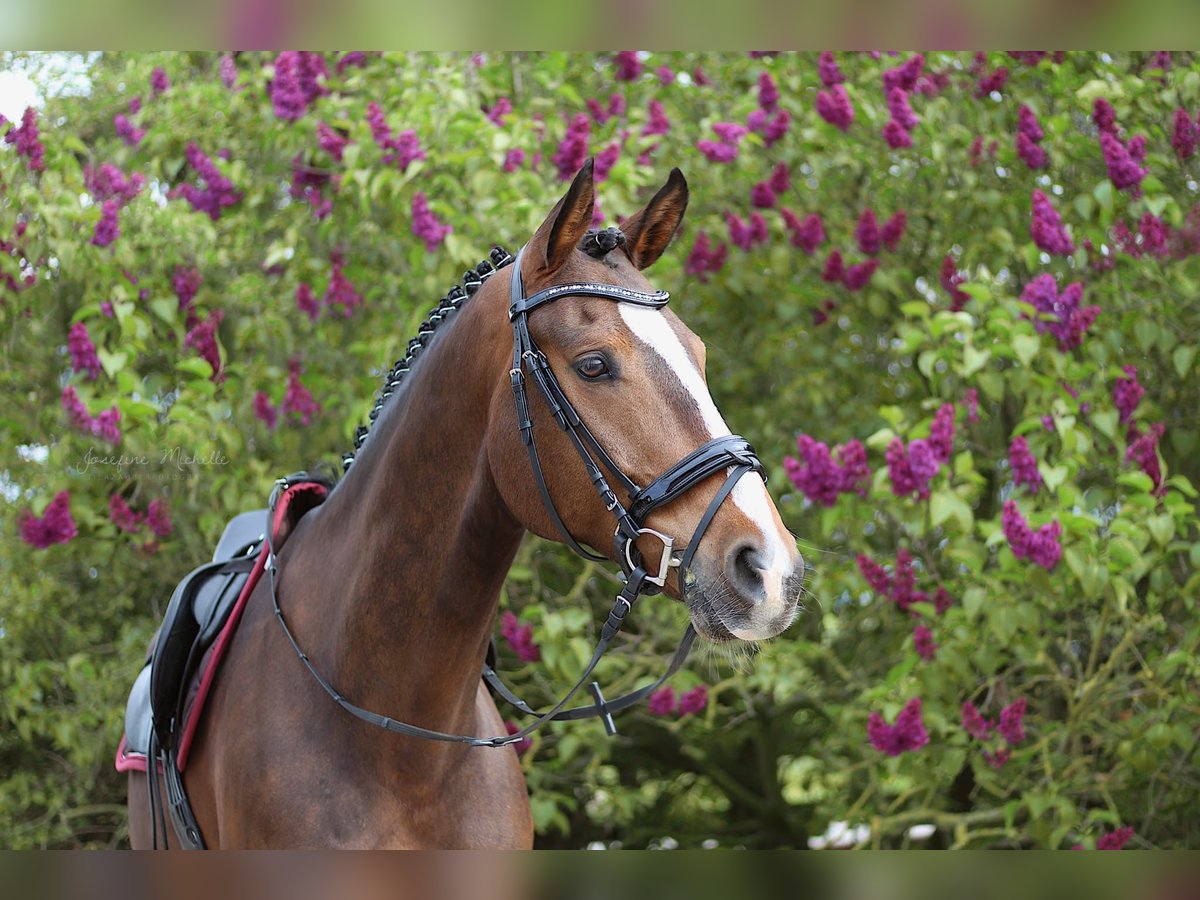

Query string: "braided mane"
[341, 245, 516, 473]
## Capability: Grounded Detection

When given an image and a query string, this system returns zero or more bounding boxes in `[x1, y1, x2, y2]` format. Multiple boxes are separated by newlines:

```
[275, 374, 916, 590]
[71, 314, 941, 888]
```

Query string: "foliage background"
[1, 51, 1197, 849]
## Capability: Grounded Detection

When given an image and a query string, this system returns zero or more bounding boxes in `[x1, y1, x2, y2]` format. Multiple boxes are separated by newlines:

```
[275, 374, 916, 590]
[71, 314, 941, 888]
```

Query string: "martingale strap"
[269, 241, 767, 748]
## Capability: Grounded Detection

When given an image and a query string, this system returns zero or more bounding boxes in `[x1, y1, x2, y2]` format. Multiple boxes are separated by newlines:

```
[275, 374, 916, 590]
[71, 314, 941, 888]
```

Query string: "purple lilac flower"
[185, 309, 225, 382]
[1017, 131, 1047, 169]
[296, 283, 319, 321]
[336, 51, 369, 75]
[998, 697, 1027, 745]
[1114, 365, 1144, 424]
[941, 255, 970, 311]
[109, 494, 143, 533]
[782, 209, 824, 254]
[85, 163, 145, 205]
[613, 51, 641, 81]
[254, 391, 279, 429]
[679, 685, 708, 715]
[113, 113, 145, 147]
[784, 435, 870, 507]
[843, 259, 878, 291]
[821, 249, 845, 283]
[175, 142, 242, 220]
[2, 107, 45, 170]
[767, 161, 790, 195]
[1126, 422, 1166, 496]
[856, 553, 891, 594]
[961, 701, 994, 740]
[127, 96, 142, 114]
[18, 491, 77, 549]
[882, 53, 924, 92]
[411, 193, 452, 252]
[867, 697, 929, 757]
[282, 360, 321, 426]
[1100, 132, 1146, 194]
[881, 211, 906, 251]
[289, 155, 333, 219]
[551, 113, 590, 180]
[818, 51, 844, 87]
[500, 611, 541, 663]
[503, 720, 532, 754]
[697, 140, 738, 163]
[594, 143, 620, 182]
[883, 120, 912, 149]
[1009, 436, 1043, 492]
[68, 322, 102, 380]
[963, 387, 979, 423]
[692, 68, 711, 86]
[726, 212, 767, 251]
[984, 748, 1012, 769]
[150, 66, 169, 95]
[928, 404, 956, 462]
[913, 625, 937, 660]
[146, 498, 172, 539]
[885, 436, 944, 500]
[1092, 97, 1117, 134]
[1002, 500, 1062, 570]
[317, 121, 350, 161]
[586, 98, 611, 125]
[1137, 213, 1171, 258]
[219, 54, 239, 88]
[91, 200, 120, 248]
[642, 100, 671, 137]
[1030, 190, 1074, 256]
[815, 85, 854, 131]
[1020, 274, 1100, 351]
[655, 65, 674, 86]
[366, 102, 426, 172]
[1171, 109, 1196, 160]
[759, 109, 791, 146]
[647, 686, 677, 716]
[757, 71, 779, 111]
[173, 266, 202, 313]
[323, 251, 363, 315]
[1017, 104, 1044, 142]
[750, 181, 776, 209]
[485, 97, 512, 126]
[1097, 826, 1134, 850]
[887, 88, 919, 131]
[976, 66, 1009, 97]
[503, 148, 526, 173]
[61, 386, 122, 444]
[685, 233, 728, 282]
[856, 209, 880, 255]
[270, 52, 309, 120]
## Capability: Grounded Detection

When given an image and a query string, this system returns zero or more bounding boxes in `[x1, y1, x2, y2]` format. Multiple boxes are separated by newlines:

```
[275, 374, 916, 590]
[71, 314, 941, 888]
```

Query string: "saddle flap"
[212, 509, 267, 562]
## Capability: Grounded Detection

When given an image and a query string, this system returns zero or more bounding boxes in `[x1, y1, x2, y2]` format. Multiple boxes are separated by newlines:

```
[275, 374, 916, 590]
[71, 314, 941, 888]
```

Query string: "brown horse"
[127, 161, 804, 848]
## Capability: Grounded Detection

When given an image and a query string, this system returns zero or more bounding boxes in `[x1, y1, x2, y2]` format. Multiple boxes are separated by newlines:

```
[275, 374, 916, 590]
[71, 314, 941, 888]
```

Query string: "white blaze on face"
[618, 303, 798, 632]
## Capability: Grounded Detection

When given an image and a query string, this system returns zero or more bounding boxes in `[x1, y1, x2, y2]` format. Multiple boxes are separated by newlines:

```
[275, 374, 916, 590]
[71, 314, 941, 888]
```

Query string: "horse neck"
[284, 276, 524, 737]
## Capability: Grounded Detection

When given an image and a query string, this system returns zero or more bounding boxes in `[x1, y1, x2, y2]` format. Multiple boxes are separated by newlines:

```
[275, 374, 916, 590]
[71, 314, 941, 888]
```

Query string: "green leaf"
[1039, 463, 1068, 492]
[962, 344, 991, 377]
[1093, 180, 1114, 216]
[97, 349, 128, 379]
[1147, 514, 1175, 546]
[931, 489, 974, 532]
[1013, 334, 1040, 367]
[961, 586, 986, 621]
[1173, 345, 1196, 379]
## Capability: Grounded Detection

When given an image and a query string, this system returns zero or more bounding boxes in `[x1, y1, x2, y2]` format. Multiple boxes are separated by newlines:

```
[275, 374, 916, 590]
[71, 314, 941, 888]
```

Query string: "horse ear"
[620, 168, 689, 270]
[529, 158, 595, 273]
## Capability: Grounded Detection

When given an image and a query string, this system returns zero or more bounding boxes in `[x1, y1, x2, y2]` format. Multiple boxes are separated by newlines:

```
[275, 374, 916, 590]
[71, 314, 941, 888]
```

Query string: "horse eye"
[576, 356, 610, 380]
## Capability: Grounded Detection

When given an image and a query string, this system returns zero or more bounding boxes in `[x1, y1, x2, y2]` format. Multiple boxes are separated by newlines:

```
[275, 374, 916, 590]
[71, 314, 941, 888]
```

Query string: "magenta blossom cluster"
[757, 71, 779, 111]
[502, 148, 525, 173]
[1020, 274, 1100, 351]
[586, 94, 626, 125]
[1095, 827, 1135, 850]
[1001, 500, 1062, 570]
[781, 209, 825, 254]
[818, 52, 844, 87]
[784, 434, 870, 507]
[963, 387, 980, 423]
[289, 156, 333, 220]
[500, 611, 540, 663]
[882, 53, 924, 92]
[815, 85, 854, 132]
[961, 698, 1027, 769]
[975, 64, 1009, 97]
[61, 386, 122, 444]
[1030, 189, 1074, 255]
[150, 66, 169, 95]
[91, 200, 120, 248]
[1016, 104, 1047, 169]
[941, 255, 970, 311]
[612, 51, 641, 81]
[109, 493, 142, 532]
[219, 54, 239, 89]
[856, 548, 954, 615]
[411, 192, 452, 252]
[323, 250, 364, 316]
[697, 121, 748, 163]
[1100, 132, 1146, 194]
[85, 163, 145, 205]
[109, 494, 171, 542]
[3, 107, 46, 171]
[1127, 422, 1166, 496]
[1008, 436, 1043, 492]
[316, 121, 351, 162]
[647, 684, 708, 717]
[68, 321, 102, 380]
[335, 51, 371, 75]
[1092, 97, 1117, 134]
[642, 100, 671, 137]
[1113, 365, 1144, 424]
[19, 491, 77, 549]
[173, 266, 202, 317]
[174, 143, 242, 221]
[867, 697, 928, 757]
[551, 113, 591, 179]
[503, 720, 532, 755]
[270, 51, 327, 121]
[484, 97, 511, 126]
[912, 624, 937, 660]
[365, 102, 425, 172]
[114, 111, 145, 147]
[726, 211, 768, 251]
[747, 108, 790, 146]
[1171, 108, 1196, 159]
[185, 309, 225, 382]
[685, 232, 728, 282]
[1112, 213, 1171, 259]
[885, 404, 955, 500]
[254, 391, 279, 429]
[282, 360, 321, 426]
[750, 162, 790, 209]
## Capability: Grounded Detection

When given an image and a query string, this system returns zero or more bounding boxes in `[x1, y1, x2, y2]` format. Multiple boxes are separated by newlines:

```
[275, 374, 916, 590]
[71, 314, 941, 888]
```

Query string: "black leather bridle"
[270, 242, 765, 747]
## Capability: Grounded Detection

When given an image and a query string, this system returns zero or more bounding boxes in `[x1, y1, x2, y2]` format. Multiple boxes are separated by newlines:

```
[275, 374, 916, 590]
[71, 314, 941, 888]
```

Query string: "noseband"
[269, 243, 764, 748]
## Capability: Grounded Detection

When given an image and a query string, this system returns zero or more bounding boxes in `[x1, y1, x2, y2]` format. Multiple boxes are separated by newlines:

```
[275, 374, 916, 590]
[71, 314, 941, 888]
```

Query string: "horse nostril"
[729, 543, 766, 600]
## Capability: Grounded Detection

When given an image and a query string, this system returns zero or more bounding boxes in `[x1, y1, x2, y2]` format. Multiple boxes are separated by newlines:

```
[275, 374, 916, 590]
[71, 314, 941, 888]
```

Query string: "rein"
[270, 242, 764, 747]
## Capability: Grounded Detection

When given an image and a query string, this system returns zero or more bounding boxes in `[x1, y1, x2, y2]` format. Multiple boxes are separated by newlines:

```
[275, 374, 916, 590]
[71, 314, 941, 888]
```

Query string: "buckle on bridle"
[623, 527, 679, 587]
